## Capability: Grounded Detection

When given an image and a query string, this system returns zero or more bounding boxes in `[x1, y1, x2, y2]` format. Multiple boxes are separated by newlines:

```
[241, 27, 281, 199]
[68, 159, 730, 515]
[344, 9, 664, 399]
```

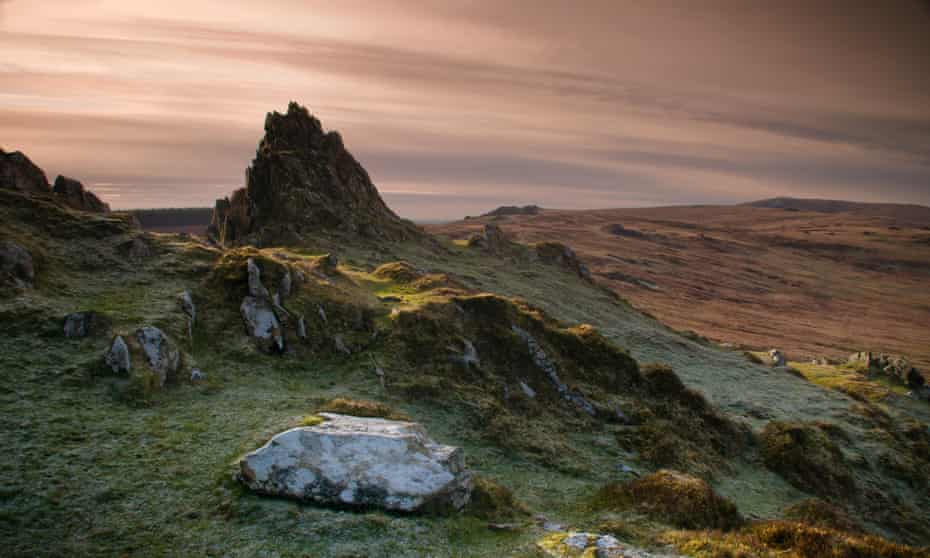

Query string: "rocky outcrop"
[178, 291, 195, 343]
[135, 326, 181, 386]
[467, 223, 511, 254]
[2, 149, 110, 212]
[208, 102, 421, 245]
[849, 351, 925, 389]
[478, 205, 540, 218]
[63, 311, 110, 338]
[0, 240, 35, 288]
[512, 325, 596, 416]
[535, 242, 592, 281]
[238, 413, 473, 513]
[52, 176, 110, 213]
[0, 149, 50, 193]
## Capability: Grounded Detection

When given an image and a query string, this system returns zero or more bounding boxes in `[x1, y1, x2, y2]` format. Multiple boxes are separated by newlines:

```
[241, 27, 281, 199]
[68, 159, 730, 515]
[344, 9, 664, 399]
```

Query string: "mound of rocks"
[103, 326, 182, 387]
[238, 413, 473, 513]
[208, 102, 421, 245]
[849, 351, 925, 389]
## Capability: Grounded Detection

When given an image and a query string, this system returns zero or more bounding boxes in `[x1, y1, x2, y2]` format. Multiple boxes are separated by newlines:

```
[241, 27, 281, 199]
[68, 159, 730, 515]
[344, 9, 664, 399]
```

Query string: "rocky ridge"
[0, 148, 110, 213]
[208, 102, 421, 245]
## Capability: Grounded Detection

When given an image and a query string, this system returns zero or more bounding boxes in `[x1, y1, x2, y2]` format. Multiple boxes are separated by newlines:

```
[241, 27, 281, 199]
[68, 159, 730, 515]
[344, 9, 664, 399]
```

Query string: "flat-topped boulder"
[238, 413, 473, 513]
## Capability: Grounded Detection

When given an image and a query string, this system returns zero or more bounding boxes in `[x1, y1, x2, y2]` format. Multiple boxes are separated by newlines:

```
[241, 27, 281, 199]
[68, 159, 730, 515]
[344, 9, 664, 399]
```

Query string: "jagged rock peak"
[208, 102, 422, 246]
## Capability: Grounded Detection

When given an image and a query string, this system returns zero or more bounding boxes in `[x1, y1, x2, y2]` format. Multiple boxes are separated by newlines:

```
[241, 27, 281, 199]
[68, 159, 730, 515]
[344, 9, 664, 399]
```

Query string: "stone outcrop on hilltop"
[1, 148, 110, 213]
[208, 102, 421, 245]
[52, 175, 111, 213]
[1, 149, 51, 193]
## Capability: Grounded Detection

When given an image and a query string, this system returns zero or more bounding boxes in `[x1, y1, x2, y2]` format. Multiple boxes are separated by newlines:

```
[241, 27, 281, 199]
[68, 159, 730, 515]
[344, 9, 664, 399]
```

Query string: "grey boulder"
[238, 413, 472, 513]
[135, 326, 181, 386]
[64, 311, 109, 338]
[240, 296, 284, 353]
[104, 335, 131, 374]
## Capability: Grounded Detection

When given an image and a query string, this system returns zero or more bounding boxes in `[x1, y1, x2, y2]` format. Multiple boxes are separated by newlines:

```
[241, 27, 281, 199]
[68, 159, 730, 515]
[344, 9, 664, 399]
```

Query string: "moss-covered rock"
[464, 476, 529, 521]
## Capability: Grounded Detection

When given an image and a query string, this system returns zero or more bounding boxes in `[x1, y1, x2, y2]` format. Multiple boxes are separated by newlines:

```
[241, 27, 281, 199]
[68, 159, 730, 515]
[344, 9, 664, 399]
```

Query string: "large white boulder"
[238, 413, 472, 513]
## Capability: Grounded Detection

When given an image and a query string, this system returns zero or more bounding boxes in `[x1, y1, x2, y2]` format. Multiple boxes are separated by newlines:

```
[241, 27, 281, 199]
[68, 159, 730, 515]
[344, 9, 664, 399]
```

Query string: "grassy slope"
[1, 195, 928, 557]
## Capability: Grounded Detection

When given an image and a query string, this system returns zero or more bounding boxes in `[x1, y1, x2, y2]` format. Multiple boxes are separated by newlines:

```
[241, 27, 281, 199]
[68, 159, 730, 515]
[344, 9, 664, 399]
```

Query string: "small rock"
[190, 368, 206, 381]
[278, 270, 292, 301]
[135, 326, 181, 386]
[240, 296, 284, 353]
[318, 305, 328, 323]
[0, 239, 35, 288]
[104, 335, 131, 374]
[247, 258, 269, 298]
[769, 349, 786, 367]
[334, 334, 351, 355]
[519, 381, 536, 399]
[296, 315, 307, 340]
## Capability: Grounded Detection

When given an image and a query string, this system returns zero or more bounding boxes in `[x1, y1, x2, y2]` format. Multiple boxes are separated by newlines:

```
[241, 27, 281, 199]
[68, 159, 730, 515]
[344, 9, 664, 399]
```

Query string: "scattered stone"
[247, 258, 270, 298]
[519, 381, 536, 399]
[104, 335, 131, 374]
[63, 311, 109, 338]
[190, 368, 206, 381]
[449, 338, 480, 369]
[208, 102, 422, 245]
[240, 296, 284, 353]
[296, 315, 307, 340]
[52, 175, 110, 213]
[538, 532, 683, 558]
[769, 349, 786, 367]
[318, 305, 328, 323]
[178, 291, 196, 343]
[334, 334, 351, 355]
[0, 240, 35, 288]
[238, 413, 473, 512]
[278, 270, 292, 302]
[135, 326, 181, 386]
[848, 351, 924, 388]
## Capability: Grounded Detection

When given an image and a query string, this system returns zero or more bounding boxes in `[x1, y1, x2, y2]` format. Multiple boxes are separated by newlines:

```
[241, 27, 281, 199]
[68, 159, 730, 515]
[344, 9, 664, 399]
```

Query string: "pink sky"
[2, 0, 929, 219]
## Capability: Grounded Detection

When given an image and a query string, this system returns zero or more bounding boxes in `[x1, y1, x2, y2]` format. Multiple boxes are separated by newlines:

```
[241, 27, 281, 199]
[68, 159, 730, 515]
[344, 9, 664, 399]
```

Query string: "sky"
[2, 1, 929, 220]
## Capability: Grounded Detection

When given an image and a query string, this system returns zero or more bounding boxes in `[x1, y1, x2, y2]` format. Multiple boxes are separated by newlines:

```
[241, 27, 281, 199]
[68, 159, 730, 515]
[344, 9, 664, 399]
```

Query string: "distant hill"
[466, 204, 541, 220]
[745, 197, 930, 225]
[133, 207, 212, 233]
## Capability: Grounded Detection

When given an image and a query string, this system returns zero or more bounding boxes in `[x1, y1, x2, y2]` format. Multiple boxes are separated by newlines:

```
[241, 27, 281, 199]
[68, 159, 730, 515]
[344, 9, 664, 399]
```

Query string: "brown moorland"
[429, 200, 930, 371]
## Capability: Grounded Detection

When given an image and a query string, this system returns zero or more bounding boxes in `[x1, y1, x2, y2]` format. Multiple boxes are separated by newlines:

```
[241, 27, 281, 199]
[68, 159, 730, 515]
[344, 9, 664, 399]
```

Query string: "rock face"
[208, 102, 421, 245]
[135, 326, 181, 386]
[535, 242, 592, 281]
[0, 240, 35, 288]
[64, 311, 109, 338]
[0, 149, 50, 193]
[52, 176, 110, 213]
[238, 413, 473, 513]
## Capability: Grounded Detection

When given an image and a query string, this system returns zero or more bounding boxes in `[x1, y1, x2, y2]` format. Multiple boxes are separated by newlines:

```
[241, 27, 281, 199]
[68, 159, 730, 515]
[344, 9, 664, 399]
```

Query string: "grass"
[2, 189, 930, 556]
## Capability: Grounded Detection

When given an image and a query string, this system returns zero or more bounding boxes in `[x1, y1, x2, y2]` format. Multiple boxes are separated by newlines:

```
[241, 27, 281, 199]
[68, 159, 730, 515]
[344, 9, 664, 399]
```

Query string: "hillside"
[2, 107, 929, 557]
[430, 204, 930, 372]
[746, 198, 930, 225]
